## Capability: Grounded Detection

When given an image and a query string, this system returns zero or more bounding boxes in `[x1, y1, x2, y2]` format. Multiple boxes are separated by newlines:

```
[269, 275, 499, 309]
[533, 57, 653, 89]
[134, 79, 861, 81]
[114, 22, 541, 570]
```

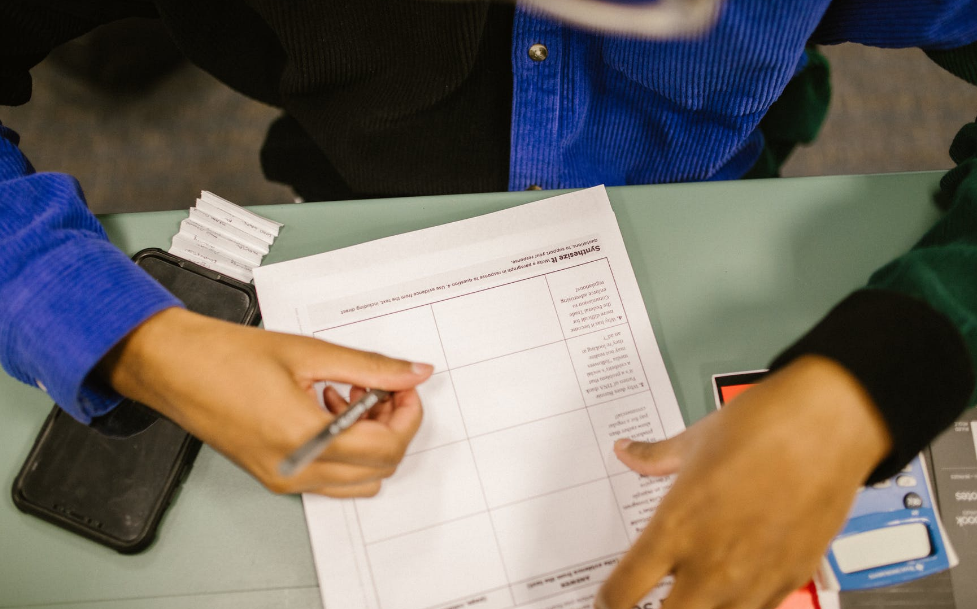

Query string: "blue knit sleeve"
[0, 122, 182, 423]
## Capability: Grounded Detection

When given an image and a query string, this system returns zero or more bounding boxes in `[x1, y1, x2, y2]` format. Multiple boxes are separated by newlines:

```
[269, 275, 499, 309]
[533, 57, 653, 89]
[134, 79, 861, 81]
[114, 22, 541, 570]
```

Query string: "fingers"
[284, 460, 397, 493]
[596, 520, 675, 609]
[314, 429, 408, 468]
[325, 385, 396, 422]
[294, 338, 434, 391]
[263, 386, 414, 494]
[368, 398, 395, 423]
[324, 384, 349, 414]
[753, 585, 807, 609]
[346, 386, 395, 422]
[614, 434, 687, 476]
[658, 575, 714, 609]
[385, 388, 424, 435]
[685, 578, 803, 609]
[313, 398, 422, 468]
[308, 480, 383, 498]
[349, 386, 367, 403]
[303, 385, 422, 468]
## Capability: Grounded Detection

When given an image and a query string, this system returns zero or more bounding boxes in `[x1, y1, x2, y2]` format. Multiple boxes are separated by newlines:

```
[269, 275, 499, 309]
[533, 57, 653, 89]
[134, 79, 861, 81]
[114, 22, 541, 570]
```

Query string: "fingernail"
[614, 438, 631, 451]
[411, 362, 434, 375]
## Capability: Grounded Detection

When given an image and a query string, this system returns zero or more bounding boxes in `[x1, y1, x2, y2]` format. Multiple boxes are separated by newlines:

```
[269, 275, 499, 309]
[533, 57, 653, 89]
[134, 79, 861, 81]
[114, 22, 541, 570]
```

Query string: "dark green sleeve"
[926, 40, 977, 86]
[770, 119, 977, 482]
[867, 119, 977, 401]
[0, 0, 155, 106]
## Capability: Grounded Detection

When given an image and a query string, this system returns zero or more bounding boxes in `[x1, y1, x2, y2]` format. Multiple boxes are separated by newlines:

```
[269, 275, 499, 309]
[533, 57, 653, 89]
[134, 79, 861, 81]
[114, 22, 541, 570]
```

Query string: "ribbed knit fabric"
[0, 122, 181, 422]
[246, 0, 516, 201]
[927, 40, 977, 85]
[155, 0, 516, 199]
[770, 291, 974, 482]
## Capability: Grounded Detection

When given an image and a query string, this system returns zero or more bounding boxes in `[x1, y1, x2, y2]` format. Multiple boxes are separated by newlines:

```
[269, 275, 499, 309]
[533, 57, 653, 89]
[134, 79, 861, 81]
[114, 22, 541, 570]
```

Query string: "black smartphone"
[11, 248, 261, 553]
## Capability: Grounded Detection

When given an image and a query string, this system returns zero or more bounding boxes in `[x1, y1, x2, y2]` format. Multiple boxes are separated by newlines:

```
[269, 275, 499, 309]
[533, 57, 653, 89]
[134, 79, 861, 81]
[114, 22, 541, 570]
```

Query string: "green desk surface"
[0, 172, 946, 608]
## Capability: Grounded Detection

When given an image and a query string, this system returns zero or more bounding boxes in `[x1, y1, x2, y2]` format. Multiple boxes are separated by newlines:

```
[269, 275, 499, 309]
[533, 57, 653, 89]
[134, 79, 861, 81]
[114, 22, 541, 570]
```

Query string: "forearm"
[0, 121, 181, 422]
[770, 118, 977, 481]
[96, 307, 214, 424]
[770, 289, 972, 481]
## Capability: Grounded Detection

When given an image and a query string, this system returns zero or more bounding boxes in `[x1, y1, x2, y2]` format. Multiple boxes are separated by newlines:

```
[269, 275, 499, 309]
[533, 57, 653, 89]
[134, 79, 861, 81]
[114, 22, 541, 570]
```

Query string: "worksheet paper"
[253, 186, 686, 609]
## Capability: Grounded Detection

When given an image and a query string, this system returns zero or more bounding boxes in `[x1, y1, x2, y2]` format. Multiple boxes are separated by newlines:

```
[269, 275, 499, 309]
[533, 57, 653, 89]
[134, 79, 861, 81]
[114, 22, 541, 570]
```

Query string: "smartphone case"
[11, 248, 261, 553]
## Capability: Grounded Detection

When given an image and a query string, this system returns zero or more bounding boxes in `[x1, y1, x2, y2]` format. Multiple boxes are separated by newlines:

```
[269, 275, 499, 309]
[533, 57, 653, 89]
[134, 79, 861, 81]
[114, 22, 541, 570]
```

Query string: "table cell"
[410, 372, 468, 454]
[355, 442, 486, 544]
[429, 586, 513, 609]
[490, 480, 629, 583]
[610, 473, 674, 543]
[545, 260, 626, 339]
[586, 393, 664, 475]
[469, 410, 606, 509]
[567, 327, 648, 407]
[513, 561, 612, 606]
[451, 343, 583, 437]
[432, 277, 564, 369]
[315, 305, 449, 372]
[365, 513, 509, 609]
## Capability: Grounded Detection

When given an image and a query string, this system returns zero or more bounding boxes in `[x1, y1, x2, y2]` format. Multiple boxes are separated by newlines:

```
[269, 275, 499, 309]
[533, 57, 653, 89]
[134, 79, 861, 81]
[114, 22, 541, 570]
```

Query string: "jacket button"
[528, 43, 548, 62]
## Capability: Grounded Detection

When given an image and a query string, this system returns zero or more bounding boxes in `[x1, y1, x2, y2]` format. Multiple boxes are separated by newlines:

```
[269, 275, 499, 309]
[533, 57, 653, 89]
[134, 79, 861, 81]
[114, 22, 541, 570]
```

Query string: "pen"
[279, 388, 392, 478]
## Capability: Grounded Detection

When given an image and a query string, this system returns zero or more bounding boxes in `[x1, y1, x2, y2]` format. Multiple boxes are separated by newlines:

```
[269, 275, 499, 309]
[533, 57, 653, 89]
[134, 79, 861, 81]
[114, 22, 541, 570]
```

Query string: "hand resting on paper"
[596, 355, 894, 609]
[97, 307, 433, 497]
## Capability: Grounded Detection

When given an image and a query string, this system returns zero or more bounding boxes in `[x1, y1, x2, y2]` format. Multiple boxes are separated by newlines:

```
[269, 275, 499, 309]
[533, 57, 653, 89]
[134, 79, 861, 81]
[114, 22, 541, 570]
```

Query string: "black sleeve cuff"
[769, 289, 975, 482]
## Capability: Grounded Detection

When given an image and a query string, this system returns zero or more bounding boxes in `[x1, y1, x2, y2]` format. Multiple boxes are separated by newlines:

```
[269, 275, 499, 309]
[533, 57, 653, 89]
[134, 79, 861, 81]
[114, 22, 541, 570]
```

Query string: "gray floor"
[3, 38, 977, 214]
[782, 45, 977, 179]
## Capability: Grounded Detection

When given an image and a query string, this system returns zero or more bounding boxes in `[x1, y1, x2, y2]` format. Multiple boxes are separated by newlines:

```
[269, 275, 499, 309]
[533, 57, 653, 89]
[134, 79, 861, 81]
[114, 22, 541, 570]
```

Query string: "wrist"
[95, 306, 199, 417]
[763, 355, 894, 484]
[770, 290, 973, 481]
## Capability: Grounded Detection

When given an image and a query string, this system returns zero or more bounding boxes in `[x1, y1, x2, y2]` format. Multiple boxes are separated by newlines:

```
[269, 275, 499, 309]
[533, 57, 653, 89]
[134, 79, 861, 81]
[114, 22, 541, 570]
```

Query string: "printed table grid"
[312, 260, 667, 609]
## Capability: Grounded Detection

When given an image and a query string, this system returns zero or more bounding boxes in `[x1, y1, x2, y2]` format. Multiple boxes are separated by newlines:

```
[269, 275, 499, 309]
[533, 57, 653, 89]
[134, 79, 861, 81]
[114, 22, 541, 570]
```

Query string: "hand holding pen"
[271, 359, 433, 496]
[281, 387, 394, 478]
[104, 310, 434, 498]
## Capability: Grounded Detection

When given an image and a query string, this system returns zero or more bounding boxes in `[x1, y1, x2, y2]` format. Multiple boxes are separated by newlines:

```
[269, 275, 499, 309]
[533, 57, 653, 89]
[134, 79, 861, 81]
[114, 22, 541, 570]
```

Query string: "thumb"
[292, 337, 435, 390]
[614, 434, 688, 476]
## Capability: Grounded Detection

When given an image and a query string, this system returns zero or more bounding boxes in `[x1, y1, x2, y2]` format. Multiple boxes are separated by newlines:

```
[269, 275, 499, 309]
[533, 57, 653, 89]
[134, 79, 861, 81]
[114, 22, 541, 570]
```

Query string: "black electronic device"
[11, 248, 260, 553]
